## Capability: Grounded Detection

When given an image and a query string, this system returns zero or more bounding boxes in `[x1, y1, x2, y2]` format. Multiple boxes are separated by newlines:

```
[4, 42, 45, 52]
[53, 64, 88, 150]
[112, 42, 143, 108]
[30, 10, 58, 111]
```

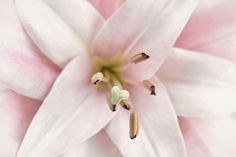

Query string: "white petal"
[158, 48, 236, 116]
[180, 115, 236, 156]
[179, 117, 214, 157]
[17, 54, 116, 157]
[16, 0, 88, 67]
[126, 0, 198, 80]
[61, 130, 121, 157]
[0, 0, 59, 100]
[45, 0, 104, 44]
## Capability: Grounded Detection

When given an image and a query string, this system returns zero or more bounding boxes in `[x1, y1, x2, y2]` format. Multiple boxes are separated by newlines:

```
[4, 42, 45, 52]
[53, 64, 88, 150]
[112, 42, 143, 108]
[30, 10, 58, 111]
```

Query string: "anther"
[107, 94, 117, 112]
[129, 112, 139, 139]
[143, 80, 156, 96]
[120, 99, 132, 110]
[131, 52, 150, 63]
[91, 72, 104, 85]
[110, 104, 117, 112]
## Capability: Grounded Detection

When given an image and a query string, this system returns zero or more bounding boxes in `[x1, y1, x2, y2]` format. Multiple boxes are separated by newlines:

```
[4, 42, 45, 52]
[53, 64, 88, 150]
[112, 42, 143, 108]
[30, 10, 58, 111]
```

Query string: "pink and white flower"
[0, 0, 236, 157]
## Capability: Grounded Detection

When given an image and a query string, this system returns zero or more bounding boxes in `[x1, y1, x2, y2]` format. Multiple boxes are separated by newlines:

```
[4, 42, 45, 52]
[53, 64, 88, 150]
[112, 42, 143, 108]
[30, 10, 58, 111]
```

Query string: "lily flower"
[1, 0, 236, 157]
[13, 0, 198, 156]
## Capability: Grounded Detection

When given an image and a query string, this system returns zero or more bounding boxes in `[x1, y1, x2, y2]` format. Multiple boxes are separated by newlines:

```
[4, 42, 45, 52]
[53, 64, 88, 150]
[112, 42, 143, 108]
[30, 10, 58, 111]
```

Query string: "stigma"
[111, 86, 129, 105]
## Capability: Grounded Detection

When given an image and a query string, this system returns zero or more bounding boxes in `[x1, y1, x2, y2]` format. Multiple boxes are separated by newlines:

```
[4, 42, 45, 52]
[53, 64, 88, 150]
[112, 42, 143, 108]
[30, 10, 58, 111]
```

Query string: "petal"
[0, 0, 59, 100]
[16, 0, 88, 67]
[126, 0, 197, 80]
[176, 0, 236, 63]
[106, 110, 157, 157]
[180, 115, 236, 156]
[106, 79, 187, 157]
[45, 0, 105, 44]
[179, 117, 213, 157]
[61, 130, 121, 157]
[92, 0, 172, 57]
[17, 54, 116, 157]
[89, 0, 124, 19]
[0, 83, 7, 92]
[0, 90, 40, 157]
[157, 48, 236, 116]
[0, 51, 59, 100]
[92, 0, 197, 80]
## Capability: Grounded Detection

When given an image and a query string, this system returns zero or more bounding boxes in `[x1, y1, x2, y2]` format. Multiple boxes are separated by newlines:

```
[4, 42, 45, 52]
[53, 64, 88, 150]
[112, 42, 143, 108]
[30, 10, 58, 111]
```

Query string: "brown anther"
[129, 112, 139, 139]
[131, 52, 150, 63]
[91, 72, 104, 85]
[143, 80, 156, 96]
[150, 85, 156, 95]
[110, 104, 117, 112]
[107, 94, 117, 112]
[120, 99, 132, 110]
[94, 80, 100, 85]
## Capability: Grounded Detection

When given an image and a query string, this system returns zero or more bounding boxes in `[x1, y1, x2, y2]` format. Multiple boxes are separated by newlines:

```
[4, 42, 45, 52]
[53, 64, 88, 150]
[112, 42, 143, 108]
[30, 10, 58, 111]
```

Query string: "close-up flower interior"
[0, 0, 236, 157]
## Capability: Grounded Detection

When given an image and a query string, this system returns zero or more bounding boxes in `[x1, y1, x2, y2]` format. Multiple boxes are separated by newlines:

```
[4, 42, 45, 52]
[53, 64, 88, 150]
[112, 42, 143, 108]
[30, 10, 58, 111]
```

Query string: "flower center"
[90, 52, 156, 139]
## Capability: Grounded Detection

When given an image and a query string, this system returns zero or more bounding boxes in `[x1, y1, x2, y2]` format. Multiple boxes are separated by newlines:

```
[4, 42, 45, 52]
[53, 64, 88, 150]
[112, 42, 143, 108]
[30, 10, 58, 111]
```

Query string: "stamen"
[91, 72, 104, 85]
[143, 80, 156, 95]
[111, 86, 129, 105]
[129, 112, 139, 139]
[120, 99, 132, 110]
[131, 52, 149, 63]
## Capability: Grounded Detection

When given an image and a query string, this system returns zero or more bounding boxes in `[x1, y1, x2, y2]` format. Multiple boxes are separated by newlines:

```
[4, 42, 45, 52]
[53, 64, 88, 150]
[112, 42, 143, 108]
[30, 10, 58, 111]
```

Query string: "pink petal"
[0, 83, 7, 92]
[179, 118, 213, 157]
[158, 48, 236, 116]
[0, 0, 59, 100]
[106, 110, 157, 157]
[92, 0, 197, 81]
[89, 0, 124, 19]
[17, 54, 116, 157]
[16, 0, 96, 67]
[92, 0, 173, 58]
[0, 51, 59, 100]
[44, 0, 105, 45]
[106, 79, 187, 157]
[61, 130, 121, 157]
[176, 0, 236, 63]
[0, 90, 40, 157]
[180, 114, 236, 156]
[125, 0, 197, 81]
